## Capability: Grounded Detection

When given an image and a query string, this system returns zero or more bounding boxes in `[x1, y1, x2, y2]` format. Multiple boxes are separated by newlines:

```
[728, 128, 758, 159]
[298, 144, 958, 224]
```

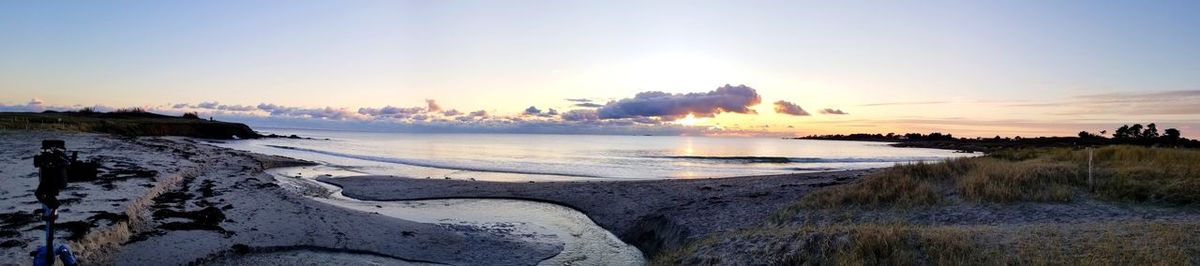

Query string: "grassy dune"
[786, 146, 1200, 213]
[0, 112, 259, 139]
[659, 146, 1200, 265]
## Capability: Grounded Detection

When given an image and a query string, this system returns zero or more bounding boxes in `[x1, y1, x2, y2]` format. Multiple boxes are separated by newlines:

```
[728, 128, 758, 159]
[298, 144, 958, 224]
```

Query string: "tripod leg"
[43, 205, 55, 266]
[56, 244, 78, 266]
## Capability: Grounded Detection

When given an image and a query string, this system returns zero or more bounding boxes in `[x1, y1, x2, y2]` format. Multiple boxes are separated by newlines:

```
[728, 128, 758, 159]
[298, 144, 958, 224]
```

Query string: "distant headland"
[0, 109, 261, 139]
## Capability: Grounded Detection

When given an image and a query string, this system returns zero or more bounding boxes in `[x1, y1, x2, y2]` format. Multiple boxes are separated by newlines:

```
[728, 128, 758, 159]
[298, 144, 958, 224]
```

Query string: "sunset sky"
[2, 1, 1198, 137]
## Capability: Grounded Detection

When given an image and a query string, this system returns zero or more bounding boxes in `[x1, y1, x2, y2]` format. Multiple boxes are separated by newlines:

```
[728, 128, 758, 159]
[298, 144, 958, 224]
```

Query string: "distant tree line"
[1078, 123, 1184, 146]
[798, 123, 1199, 151]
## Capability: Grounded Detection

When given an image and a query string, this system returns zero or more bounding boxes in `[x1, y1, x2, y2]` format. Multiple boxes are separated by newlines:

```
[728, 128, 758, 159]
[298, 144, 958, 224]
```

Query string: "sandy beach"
[0, 131, 563, 265]
[11, 129, 1195, 265]
[0, 130, 870, 265]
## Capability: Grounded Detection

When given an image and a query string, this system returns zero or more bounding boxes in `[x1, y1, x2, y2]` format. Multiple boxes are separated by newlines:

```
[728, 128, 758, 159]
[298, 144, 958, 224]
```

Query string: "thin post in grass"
[1087, 147, 1094, 192]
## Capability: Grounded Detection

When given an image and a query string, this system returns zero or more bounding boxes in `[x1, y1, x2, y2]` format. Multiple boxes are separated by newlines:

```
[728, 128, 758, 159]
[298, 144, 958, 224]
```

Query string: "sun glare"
[675, 113, 704, 126]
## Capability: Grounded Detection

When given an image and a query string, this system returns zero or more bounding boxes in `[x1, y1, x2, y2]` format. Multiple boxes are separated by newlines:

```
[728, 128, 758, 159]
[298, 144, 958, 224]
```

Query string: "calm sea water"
[212, 128, 976, 181]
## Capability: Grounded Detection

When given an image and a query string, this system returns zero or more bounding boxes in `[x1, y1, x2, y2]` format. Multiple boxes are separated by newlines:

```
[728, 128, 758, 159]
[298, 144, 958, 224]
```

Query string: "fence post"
[1087, 147, 1094, 192]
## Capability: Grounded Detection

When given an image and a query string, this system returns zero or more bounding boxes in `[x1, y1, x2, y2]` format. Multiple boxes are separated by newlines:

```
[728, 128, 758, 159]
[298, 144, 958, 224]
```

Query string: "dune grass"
[653, 222, 1199, 266]
[666, 146, 1200, 265]
[786, 146, 1199, 213]
[958, 158, 1080, 203]
[792, 159, 970, 209]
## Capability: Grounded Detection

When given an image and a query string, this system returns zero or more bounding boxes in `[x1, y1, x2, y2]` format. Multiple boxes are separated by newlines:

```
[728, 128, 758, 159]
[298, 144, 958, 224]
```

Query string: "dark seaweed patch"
[0, 230, 20, 238]
[28, 221, 91, 241]
[0, 239, 23, 248]
[0, 211, 39, 230]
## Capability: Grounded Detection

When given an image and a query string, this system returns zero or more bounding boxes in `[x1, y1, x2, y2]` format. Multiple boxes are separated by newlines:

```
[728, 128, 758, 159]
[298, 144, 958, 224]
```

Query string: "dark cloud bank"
[594, 84, 762, 120]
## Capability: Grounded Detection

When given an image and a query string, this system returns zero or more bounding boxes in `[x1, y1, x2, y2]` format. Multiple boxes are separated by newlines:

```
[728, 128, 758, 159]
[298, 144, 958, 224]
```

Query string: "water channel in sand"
[266, 165, 646, 266]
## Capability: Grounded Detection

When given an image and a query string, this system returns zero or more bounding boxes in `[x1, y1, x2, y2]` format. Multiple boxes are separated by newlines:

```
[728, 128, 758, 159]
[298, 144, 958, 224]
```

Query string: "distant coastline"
[795, 126, 1200, 153]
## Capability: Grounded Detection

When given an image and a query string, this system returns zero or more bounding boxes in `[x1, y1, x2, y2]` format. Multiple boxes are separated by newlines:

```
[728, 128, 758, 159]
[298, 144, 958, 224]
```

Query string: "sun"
[675, 113, 705, 126]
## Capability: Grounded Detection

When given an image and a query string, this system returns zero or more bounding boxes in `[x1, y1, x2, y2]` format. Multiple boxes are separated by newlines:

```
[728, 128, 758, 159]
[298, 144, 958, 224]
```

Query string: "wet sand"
[321, 169, 874, 256]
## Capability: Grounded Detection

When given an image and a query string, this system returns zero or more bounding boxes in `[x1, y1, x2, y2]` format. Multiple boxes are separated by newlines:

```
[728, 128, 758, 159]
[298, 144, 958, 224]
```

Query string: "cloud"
[574, 103, 604, 108]
[0, 99, 128, 114]
[469, 110, 488, 117]
[425, 99, 442, 112]
[565, 98, 592, 103]
[178, 101, 258, 112]
[524, 106, 542, 115]
[220, 104, 257, 112]
[772, 100, 810, 116]
[266, 106, 364, 120]
[442, 109, 462, 116]
[357, 106, 424, 116]
[546, 108, 559, 116]
[561, 109, 599, 121]
[820, 108, 849, 115]
[0, 98, 47, 112]
[257, 103, 283, 111]
[197, 102, 220, 109]
[595, 84, 762, 120]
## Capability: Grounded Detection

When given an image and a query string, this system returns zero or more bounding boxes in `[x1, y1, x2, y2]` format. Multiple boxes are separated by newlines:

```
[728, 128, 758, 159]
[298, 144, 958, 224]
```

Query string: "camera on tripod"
[32, 140, 97, 210]
[29, 140, 93, 266]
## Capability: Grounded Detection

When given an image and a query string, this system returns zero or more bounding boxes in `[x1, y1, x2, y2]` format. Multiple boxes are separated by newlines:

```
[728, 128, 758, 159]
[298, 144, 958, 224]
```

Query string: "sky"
[2, 1, 1199, 137]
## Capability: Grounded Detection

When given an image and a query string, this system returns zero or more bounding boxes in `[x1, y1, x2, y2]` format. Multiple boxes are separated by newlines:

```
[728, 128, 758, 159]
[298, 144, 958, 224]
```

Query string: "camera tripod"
[31, 140, 80, 266]
[33, 204, 77, 266]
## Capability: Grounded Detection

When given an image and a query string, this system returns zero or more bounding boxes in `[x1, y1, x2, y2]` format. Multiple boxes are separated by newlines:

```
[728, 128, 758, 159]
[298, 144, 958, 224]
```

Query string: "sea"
[211, 128, 977, 181]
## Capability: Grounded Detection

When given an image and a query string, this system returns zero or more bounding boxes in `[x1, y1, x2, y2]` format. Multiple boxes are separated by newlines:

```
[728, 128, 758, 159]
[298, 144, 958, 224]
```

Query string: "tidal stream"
[267, 165, 647, 266]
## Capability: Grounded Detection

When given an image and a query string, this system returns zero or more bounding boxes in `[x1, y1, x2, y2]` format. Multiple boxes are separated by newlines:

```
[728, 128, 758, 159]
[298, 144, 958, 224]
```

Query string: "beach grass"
[703, 145, 1200, 265]
[653, 221, 1199, 266]
[780, 146, 1200, 216]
